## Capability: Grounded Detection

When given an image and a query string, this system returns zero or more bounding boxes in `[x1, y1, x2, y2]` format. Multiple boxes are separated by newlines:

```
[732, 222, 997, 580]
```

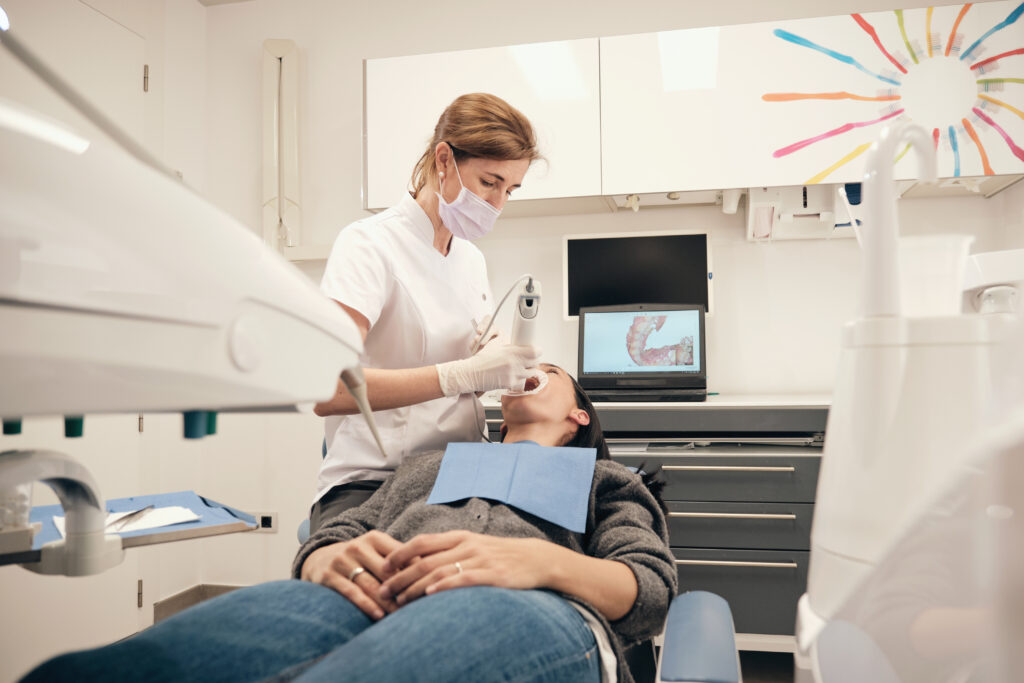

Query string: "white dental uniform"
[316, 193, 494, 503]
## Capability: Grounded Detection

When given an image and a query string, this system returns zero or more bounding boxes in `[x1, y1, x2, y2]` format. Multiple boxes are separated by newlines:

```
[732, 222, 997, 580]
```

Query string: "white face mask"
[436, 154, 501, 241]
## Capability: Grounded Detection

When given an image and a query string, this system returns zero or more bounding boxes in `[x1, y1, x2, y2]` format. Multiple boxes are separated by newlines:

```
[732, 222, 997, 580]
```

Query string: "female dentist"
[309, 93, 542, 532]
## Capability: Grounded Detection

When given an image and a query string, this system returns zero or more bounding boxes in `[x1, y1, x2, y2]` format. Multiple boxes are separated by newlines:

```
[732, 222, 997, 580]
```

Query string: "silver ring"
[347, 566, 366, 582]
[454, 561, 463, 574]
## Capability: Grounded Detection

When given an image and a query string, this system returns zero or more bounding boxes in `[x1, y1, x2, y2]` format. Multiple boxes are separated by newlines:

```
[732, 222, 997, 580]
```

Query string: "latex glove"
[502, 367, 549, 396]
[470, 315, 506, 354]
[436, 343, 541, 396]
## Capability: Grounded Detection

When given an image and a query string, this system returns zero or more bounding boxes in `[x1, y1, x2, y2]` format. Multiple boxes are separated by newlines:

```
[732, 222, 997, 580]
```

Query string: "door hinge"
[138, 413, 144, 432]
[143, 64, 149, 93]
[137, 579, 144, 608]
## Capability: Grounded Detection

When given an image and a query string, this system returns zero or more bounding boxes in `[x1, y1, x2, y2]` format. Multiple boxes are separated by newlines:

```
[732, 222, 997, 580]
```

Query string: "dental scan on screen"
[582, 308, 702, 374]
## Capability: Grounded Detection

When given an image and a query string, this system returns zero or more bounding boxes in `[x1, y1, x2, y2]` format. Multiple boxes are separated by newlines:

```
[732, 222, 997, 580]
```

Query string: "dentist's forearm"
[313, 367, 445, 416]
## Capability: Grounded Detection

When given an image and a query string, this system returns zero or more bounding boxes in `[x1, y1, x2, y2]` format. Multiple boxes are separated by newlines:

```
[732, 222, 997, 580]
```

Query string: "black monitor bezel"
[577, 303, 707, 391]
[564, 232, 712, 319]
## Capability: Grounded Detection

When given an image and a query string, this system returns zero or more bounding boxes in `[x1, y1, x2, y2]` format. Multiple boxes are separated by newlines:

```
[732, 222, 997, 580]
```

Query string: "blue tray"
[29, 490, 257, 549]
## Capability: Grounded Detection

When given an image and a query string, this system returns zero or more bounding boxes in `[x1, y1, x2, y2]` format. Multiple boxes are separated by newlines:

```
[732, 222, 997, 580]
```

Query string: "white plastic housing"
[0, 97, 362, 416]
[807, 315, 1009, 619]
[510, 280, 541, 347]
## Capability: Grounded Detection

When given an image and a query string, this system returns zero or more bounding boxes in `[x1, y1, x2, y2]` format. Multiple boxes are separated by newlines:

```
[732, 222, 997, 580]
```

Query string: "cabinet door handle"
[668, 512, 797, 520]
[674, 559, 799, 569]
[662, 465, 796, 473]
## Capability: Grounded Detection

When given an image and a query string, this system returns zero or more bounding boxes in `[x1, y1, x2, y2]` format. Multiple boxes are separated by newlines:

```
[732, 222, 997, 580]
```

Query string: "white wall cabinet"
[0, 0, 146, 143]
[367, 2, 1024, 206]
[601, 1, 1024, 195]
[364, 39, 602, 209]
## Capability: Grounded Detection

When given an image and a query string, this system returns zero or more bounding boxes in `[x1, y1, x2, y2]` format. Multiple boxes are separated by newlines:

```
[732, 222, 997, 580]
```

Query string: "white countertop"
[482, 393, 832, 410]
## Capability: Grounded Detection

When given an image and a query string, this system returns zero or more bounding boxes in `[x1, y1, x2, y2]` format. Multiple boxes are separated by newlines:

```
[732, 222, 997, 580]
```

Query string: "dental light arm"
[861, 122, 937, 319]
[0, 16, 374, 574]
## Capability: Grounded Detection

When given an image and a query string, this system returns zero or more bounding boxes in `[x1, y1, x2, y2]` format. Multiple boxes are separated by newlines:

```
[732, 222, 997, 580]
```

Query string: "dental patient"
[24, 364, 676, 683]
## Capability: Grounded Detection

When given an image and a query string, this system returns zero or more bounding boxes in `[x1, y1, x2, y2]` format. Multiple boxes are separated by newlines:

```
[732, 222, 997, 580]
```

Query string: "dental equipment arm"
[0, 450, 122, 576]
[0, 23, 374, 575]
[861, 122, 937, 319]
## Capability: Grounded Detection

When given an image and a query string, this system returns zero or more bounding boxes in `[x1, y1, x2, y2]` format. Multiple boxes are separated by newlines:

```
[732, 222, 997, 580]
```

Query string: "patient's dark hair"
[562, 370, 668, 513]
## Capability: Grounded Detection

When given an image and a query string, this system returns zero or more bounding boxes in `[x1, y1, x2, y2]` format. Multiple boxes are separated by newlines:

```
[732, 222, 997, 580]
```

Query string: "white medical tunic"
[316, 193, 494, 502]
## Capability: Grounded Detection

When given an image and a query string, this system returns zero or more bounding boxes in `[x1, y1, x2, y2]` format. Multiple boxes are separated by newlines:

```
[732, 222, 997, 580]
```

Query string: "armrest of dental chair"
[297, 438, 329, 544]
[657, 591, 742, 683]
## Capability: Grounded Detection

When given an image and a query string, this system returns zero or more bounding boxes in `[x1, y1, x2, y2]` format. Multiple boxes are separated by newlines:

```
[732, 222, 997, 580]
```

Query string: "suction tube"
[861, 122, 937, 318]
[339, 366, 388, 460]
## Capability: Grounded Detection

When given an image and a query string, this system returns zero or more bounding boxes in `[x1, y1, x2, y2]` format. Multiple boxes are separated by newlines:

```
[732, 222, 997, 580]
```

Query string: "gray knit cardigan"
[292, 451, 678, 683]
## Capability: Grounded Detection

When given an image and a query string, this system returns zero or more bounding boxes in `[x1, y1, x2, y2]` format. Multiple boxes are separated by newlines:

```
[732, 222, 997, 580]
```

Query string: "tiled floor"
[740, 651, 795, 683]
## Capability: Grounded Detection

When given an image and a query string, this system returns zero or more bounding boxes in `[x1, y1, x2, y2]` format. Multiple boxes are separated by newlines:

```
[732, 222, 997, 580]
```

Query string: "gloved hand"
[470, 314, 506, 354]
[502, 367, 549, 396]
[436, 343, 542, 397]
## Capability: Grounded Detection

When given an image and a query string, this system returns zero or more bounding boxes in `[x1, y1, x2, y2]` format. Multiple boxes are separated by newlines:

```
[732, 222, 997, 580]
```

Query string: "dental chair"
[659, 591, 742, 683]
[299, 441, 742, 683]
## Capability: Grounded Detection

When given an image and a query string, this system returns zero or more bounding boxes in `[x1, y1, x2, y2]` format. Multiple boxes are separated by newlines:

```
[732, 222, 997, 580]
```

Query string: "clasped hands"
[300, 529, 552, 621]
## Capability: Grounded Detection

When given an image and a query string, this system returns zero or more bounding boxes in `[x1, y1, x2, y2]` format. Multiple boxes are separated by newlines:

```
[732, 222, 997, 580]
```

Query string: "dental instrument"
[510, 277, 541, 347]
[339, 366, 388, 459]
[469, 275, 544, 442]
[469, 273, 535, 355]
[105, 505, 155, 533]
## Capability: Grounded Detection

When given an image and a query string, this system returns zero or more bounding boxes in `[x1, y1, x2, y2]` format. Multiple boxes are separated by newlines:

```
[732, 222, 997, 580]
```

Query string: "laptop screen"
[578, 304, 706, 391]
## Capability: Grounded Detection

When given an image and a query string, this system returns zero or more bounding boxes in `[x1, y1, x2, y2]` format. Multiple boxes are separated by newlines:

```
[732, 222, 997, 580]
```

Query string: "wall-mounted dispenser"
[746, 185, 858, 241]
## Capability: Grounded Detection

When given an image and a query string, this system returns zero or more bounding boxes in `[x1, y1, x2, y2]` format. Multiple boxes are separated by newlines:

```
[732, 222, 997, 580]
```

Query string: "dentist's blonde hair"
[409, 93, 540, 198]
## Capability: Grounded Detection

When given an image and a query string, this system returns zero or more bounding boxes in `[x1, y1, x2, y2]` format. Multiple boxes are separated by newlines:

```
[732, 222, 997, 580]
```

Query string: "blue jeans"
[23, 580, 601, 683]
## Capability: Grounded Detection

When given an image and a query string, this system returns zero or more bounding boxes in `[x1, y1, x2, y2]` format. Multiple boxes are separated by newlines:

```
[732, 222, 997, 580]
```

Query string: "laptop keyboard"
[588, 389, 707, 403]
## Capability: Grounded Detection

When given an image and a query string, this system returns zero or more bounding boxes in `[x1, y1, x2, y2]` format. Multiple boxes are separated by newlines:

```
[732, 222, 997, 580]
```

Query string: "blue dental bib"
[426, 442, 597, 533]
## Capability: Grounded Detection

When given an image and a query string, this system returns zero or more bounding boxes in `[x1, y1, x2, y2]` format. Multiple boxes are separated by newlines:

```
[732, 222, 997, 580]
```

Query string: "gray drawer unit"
[486, 400, 828, 644]
[483, 404, 828, 438]
[672, 548, 810, 636]
[615, 445, 821, 639]
[614, 449, 821, 503]
[666, 501, 814, 551]
[596, 405, 827, 434]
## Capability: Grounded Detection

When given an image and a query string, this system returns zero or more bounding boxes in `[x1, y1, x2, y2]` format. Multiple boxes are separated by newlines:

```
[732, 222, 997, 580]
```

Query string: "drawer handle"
[674, 559, 799, 569]
[662, 465, 796, 473]
[668, 512, 797, 520]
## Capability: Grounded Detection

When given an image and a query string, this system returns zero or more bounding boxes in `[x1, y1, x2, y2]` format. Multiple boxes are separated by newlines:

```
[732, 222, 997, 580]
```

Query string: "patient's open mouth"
[523, 376, 540, 392]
